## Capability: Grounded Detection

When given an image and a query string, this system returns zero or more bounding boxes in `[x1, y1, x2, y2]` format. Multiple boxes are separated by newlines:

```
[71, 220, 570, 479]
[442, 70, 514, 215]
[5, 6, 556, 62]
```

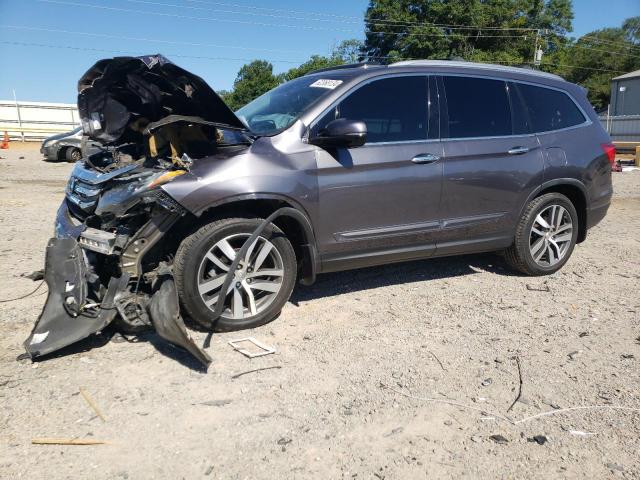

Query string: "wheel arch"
[183, 194, 319, 285]
[525, 179, 588, 243]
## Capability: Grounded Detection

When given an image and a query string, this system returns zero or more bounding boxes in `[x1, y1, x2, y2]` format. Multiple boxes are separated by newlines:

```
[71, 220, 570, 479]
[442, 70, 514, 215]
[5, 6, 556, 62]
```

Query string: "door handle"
[508, 146, 530, 155]
[412, 153, 440, 164]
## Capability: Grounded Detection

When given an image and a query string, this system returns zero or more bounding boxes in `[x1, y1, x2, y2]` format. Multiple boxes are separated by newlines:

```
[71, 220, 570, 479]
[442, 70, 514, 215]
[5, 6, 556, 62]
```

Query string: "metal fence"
[0, 100, 79, 142]
[599, 114, 640, 142]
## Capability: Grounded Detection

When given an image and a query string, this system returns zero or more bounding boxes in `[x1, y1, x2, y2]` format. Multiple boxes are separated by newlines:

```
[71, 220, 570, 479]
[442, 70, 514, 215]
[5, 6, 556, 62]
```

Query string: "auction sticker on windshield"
[310, 79, 343, 89]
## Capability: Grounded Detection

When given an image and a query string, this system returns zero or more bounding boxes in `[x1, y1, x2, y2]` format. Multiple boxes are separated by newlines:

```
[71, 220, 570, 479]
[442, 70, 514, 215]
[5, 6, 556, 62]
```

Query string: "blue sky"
[0, 0, 638, 102]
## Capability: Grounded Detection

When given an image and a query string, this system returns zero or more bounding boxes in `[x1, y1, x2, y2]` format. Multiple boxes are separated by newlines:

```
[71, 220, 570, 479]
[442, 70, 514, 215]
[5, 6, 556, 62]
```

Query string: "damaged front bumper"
[26, 199, 212, 368]
[25, 236, 211, 367]
[24, 237, 128, 358]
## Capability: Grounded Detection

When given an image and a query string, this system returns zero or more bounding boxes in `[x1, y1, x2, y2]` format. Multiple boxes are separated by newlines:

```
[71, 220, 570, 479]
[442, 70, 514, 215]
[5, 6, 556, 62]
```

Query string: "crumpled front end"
[27, 187, 212, 366]
[23, 54, 255, 368]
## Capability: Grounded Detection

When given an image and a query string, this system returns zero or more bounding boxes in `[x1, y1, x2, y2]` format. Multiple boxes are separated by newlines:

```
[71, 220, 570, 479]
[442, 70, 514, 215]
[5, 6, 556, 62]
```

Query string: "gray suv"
[25, 55, 613, 366]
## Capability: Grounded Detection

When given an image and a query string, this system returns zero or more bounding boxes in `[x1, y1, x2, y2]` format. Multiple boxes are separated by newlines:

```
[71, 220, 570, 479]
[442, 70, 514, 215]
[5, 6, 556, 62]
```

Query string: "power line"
[7, 1, 639, 69]
[536, 30, 640, 57]
[185, 0, 361, 20]
[0, 24, 313, 55]
[20, 0, 640, 53]
[539, 61, 626, 73]
[33, 0, 532, 38]
[0, 40, 304, 63]
[537, 30, 640, 54]
[178, 0, 640, 51]
[569, 41, 640, 59]
[579, 35, 640, 51]
[183, 0, 538, 30]
[1, 39, 628, 75]
[130, 0, 537, 31]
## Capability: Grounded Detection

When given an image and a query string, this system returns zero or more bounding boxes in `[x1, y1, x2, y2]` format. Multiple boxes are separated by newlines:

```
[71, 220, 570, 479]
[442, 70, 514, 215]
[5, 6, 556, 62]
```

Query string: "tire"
[174, 218, 297, 331]
[65, 147, 82, 162]
[504, 193, 579, 276]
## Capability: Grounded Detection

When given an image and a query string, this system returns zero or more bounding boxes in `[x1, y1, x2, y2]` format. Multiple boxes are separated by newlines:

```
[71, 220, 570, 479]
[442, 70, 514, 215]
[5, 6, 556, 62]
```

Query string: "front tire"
[65, 147, 82, 162]
[504, 193, 579, 276]
[174, 218, 297, 331]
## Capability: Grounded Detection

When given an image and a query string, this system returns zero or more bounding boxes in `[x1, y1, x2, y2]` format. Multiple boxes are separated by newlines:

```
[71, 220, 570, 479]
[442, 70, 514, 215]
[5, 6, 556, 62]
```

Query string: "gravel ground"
[1, 145, 639, 479]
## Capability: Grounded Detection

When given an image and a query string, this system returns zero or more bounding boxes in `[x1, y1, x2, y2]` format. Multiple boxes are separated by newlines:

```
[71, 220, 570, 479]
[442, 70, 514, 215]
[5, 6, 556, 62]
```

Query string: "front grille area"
[66, 176, 102, 213]
[66, 197, 90, 221]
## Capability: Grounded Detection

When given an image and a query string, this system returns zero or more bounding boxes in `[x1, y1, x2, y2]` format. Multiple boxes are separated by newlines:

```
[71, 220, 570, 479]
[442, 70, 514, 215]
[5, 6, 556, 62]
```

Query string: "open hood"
[77, 54, 246, 144]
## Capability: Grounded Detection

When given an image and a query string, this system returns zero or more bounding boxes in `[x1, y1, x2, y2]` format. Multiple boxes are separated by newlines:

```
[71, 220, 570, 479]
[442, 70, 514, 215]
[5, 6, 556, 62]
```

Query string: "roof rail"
[390, 60, 564, 81]
[305, 62, 382, 76]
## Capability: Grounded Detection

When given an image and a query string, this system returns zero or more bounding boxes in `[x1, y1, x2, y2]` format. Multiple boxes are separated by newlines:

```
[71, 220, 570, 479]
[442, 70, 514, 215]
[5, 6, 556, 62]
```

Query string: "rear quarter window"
[516, 84, 586, 133]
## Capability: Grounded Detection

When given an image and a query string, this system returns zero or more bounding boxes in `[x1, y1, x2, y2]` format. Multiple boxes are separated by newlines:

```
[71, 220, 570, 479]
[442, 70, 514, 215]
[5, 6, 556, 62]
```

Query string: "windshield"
[236, 75, 345, 135]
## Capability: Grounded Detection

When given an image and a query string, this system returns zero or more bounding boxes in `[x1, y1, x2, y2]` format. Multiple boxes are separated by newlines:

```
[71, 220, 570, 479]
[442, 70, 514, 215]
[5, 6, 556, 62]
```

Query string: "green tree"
[622, 16, 640, 44]
[223, 60, 282, 110]
[332, 39, 365, 62]
[284, 40, 366, 81]
[362, 0, 573, 66]
[284, 55, 344, 81]
[563, 17, 640, 111]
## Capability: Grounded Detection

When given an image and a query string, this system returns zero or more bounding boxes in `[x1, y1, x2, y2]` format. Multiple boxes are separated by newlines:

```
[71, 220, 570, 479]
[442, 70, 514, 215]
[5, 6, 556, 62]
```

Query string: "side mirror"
[310, 118, 367, 148]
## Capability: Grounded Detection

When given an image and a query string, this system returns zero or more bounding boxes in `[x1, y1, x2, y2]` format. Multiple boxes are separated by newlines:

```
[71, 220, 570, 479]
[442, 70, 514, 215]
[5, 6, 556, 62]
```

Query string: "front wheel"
[65, 147, 82, 162]
[504, 193, 579, 276]
[174, 218, 297, 331]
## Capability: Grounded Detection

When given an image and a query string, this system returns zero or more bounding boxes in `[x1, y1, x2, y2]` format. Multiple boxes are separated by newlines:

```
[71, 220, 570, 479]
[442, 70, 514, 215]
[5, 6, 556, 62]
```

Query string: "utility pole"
[532, 29, 543, 67]
[13, 89, 24, 142]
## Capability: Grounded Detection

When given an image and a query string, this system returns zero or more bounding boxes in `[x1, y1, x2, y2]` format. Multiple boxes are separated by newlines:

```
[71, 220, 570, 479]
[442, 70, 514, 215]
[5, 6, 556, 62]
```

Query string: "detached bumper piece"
[24, 237, 128, 358]
[149, 266, 212, 368]
[24, 238, 211, 369]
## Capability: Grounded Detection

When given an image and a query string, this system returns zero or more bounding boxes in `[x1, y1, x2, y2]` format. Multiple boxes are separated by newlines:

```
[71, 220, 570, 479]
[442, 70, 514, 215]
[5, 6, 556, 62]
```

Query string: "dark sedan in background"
[41, 127, 100, 162]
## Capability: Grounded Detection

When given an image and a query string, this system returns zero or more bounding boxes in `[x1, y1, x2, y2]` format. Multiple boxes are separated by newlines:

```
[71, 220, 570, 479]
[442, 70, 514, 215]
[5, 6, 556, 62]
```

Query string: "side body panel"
[315, 141, 443, 271]
[311, 73, 444, 272]
[164, 65, 612, 277]
[439, 135, 543, 254]
[437, 74, 544, 255]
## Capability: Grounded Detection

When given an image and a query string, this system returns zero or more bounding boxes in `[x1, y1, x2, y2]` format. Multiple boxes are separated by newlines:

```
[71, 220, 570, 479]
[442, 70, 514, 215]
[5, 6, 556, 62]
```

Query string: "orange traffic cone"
[0, 131, 9, 149]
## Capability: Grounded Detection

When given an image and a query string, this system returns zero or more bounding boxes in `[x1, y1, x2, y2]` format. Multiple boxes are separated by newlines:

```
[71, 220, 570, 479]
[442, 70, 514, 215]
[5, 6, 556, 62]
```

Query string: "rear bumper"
[586, 201, 610, 230]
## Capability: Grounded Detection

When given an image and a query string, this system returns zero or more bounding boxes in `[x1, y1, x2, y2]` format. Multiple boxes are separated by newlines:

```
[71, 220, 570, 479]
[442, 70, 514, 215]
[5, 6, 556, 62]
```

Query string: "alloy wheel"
[197, 233, 284, 320]
[529, 204, 573, 267]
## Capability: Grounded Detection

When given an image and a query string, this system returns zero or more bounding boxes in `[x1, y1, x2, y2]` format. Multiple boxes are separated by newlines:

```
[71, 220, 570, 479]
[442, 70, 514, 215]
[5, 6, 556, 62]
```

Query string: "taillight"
[601, 142, 616, 166]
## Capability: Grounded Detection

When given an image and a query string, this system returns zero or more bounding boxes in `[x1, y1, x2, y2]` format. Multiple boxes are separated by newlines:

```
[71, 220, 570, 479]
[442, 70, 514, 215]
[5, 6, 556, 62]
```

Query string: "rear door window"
[516, 83, 586, 133]
[442, 76, 512, 138]
[314, 76, 429, 143]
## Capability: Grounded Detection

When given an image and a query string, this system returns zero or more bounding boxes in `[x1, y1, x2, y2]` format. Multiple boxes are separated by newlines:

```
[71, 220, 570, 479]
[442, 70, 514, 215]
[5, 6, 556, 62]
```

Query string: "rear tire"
[174, 218, 297, 331]
[504, 193, 579, 276]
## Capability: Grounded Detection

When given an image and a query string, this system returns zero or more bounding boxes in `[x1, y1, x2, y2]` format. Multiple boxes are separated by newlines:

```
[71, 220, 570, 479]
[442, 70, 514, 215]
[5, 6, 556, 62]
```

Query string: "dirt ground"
[0, 144, 639, 479]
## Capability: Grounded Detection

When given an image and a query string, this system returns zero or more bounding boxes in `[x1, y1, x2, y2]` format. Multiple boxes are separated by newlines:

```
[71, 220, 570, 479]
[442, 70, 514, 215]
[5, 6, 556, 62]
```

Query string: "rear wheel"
[504, 193, 578, 275]
[174, 218, 297, 331]
[65, 147, 82, 162]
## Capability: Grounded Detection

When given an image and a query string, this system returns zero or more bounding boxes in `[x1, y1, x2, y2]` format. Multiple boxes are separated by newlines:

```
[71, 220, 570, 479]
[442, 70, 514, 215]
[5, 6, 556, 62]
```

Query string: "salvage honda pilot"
[25, 55, 613, 366]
